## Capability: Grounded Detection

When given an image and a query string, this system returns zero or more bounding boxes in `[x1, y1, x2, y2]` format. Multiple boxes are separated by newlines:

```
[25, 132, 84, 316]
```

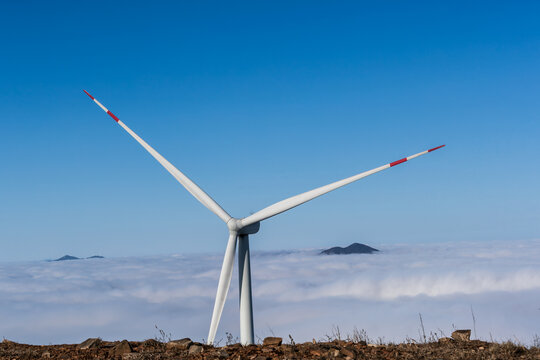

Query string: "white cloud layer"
[1, 240, 539, 345]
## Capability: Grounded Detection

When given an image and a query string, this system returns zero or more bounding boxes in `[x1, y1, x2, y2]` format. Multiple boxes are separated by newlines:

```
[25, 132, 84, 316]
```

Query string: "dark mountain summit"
[54, 255, 80, 261]
[52, 255, 105, 261]
[320, 243, 379, 255]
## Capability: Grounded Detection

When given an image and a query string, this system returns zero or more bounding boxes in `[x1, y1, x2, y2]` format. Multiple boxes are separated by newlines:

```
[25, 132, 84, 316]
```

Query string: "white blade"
[84, 90, 232, 224]
[239, 145, 445, 227]
[207, 232, 238, 345]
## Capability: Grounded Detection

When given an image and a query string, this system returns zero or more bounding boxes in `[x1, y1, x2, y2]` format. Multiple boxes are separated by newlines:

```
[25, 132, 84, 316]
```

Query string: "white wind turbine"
[84, 90, 445, 345]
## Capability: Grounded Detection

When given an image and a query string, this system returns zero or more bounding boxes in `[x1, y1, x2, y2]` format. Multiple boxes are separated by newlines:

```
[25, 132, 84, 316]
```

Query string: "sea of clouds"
[1, 240, 539, 345]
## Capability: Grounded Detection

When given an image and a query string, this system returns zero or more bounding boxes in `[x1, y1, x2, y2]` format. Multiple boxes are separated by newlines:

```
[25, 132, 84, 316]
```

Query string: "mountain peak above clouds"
[52, 255, 104, 261]
[320, 243, 379, 255]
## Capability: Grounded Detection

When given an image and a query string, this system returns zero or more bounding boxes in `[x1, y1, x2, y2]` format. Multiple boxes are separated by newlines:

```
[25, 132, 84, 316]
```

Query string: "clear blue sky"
[1, 1, 539, 262]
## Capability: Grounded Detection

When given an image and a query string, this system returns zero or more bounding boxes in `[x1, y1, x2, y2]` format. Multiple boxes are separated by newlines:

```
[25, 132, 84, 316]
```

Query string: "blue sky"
[1, 1, 539, 261]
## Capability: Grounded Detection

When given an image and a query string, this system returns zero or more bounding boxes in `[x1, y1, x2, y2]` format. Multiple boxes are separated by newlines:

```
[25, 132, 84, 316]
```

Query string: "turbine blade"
[83, 90, 232, 224]
[240, 145, 445, 227]
[207, 232, 238, 345]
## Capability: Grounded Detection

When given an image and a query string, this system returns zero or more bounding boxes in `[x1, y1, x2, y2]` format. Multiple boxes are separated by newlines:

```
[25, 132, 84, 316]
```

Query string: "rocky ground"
[1, 334, 539, 360]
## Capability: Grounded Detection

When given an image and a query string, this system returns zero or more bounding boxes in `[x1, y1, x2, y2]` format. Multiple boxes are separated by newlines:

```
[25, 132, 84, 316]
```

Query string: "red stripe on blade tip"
[428, 144, 445, 152]
[83, 90, 94, 100]
[107, 110, 120, 122]
[390, 158, 407, 167]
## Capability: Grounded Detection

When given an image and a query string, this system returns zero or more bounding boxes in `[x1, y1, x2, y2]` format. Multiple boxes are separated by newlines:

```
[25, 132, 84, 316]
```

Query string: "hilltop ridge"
[1, 334, 537, 360]
[51, 255, 105, 262]
[321, 243, 379, 255]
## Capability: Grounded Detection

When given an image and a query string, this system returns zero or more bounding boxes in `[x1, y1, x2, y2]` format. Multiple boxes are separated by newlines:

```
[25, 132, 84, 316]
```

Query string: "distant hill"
[54, 255, 80, 261]
[52, 255, 104, 261]
[320, 243, 379, 255]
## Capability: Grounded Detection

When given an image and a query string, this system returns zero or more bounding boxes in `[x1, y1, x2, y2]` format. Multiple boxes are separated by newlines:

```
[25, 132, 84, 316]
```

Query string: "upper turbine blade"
[83, 90, 232, 224]
[239, 145, 445, 227]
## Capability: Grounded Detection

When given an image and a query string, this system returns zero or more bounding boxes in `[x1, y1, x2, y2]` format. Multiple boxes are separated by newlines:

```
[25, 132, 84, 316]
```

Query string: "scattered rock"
[438, 337, 454, 344]
[167, 338, 193, 349]
[123, 354, 141, 360]
[100, 341, 116, 348]
[78, 338, 102, 349]
[218, 349, 229, 358]
[1, 337, 539, 360]
[189, 344, 204, 354]
[141, 339, 161, 349]
[113, 340, 133, 355]
[451, 330, 471, 341]
[341, 348, 355, 358]
[143, 339, 159, 346]
[263, 337, 283, 346]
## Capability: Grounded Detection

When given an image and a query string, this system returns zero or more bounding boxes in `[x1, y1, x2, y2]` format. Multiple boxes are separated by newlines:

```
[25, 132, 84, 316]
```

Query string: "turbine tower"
[83, 90, 445, 345]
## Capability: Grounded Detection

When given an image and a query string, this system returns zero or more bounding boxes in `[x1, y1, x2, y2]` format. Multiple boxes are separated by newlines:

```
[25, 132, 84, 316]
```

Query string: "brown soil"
[1, 338, 539, 360]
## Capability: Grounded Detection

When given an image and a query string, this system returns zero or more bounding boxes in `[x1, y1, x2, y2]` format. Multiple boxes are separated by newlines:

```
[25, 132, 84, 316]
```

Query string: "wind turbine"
[83, 90, 445, 345]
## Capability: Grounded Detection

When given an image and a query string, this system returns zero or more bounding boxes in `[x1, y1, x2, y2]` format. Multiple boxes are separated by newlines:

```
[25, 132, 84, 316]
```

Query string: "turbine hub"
[226, 218, 242, 232]
[227, 218, 260, 235]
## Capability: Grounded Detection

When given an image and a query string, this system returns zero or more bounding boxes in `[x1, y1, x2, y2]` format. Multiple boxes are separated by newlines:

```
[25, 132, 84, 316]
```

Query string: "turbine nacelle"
[227, 218, 260, 235]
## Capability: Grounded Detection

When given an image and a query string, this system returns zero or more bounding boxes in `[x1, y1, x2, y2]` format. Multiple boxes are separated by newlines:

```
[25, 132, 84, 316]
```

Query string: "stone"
[218, 349, 230, 358]
[122, 354, 141, 360]
[167, 338, 193, 349]
[188, 344, 204, 354]
[41, 352, 51, 358]
[113, 340, 133, 356]
[341, 348, 355, 358]
[451, 330, 471, 341]
[438, 337, 454, 344]
[142, 339, 160, 348]
[78, 338, 101, 349]
[263, 337, 283, 346]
